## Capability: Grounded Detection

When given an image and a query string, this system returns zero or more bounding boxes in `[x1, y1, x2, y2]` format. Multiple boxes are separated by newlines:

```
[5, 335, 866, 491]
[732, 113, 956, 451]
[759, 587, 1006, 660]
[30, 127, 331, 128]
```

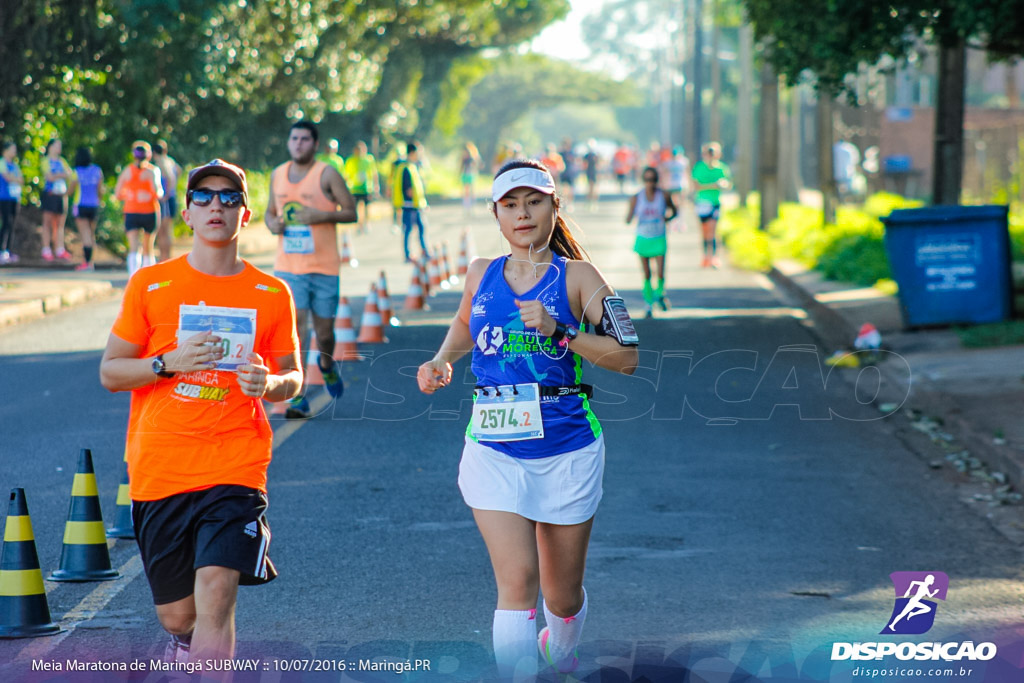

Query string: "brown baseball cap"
[186, 159, 248, 206]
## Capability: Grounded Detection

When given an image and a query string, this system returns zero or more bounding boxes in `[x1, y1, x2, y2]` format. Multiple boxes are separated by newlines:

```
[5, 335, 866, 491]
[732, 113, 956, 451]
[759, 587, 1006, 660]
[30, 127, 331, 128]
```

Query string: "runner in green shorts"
[626, 166, 677, 317]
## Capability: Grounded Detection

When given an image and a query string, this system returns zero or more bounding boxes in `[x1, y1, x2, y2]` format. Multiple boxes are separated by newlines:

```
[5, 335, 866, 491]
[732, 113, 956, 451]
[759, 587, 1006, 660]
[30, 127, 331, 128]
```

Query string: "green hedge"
[720, 193, 926, 287]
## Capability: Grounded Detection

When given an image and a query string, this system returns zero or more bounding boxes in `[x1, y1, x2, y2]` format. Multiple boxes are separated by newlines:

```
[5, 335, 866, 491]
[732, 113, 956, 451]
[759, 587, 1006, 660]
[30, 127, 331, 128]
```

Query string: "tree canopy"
[0, 0, 570, 173]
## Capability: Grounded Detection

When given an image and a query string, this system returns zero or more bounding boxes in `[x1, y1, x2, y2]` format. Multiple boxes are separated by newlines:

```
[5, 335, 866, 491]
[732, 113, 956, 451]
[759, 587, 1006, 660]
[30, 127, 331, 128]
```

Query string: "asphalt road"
[1, 201, 1022, 682]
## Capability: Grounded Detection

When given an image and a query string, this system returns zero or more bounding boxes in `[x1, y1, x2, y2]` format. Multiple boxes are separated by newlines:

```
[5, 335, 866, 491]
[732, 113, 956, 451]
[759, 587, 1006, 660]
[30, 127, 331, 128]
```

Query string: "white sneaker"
[0, 251, 9, 264]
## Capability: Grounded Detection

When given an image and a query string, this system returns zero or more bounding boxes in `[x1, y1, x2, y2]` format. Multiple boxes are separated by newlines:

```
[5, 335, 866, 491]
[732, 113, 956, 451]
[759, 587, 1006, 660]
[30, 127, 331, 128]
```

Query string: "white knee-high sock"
[543, 588, 588, 668]
[127, 251, 140, 276]
[493, 609, 537, 681]
[142, 253, 155, 267]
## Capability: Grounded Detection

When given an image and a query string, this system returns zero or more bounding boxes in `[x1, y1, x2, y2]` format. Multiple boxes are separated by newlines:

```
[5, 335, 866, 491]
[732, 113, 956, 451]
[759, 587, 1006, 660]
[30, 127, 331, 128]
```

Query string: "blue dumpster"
[882, 205, 1013, 327]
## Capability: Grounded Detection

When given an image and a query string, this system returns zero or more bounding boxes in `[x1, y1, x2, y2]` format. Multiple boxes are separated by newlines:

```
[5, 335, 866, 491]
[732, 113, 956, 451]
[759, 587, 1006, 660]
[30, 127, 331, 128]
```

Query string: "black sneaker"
[658, 296, 671, 312]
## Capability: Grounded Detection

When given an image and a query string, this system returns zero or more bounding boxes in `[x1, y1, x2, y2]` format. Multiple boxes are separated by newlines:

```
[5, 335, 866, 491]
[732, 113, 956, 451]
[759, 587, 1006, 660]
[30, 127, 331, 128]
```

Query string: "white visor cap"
[491, 167, 556, 203]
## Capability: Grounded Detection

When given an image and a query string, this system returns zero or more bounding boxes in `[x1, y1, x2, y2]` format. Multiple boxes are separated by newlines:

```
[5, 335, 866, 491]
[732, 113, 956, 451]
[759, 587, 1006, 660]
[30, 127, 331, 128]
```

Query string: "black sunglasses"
[187, 187, 245, 208]
[643, 176, 658, 183]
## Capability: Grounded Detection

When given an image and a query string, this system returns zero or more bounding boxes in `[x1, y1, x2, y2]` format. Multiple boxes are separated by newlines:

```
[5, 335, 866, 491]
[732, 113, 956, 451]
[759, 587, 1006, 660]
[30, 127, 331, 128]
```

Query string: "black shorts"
[76, 205, 99, 220]
[41, 192, 67, 215]
[125, 212, 158, 233]
[132, 484, 277, 605]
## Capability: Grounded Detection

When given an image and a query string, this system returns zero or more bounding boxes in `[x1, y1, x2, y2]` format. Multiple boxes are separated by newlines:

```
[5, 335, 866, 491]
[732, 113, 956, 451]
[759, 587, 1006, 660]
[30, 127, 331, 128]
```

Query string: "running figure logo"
[880, 571, 949, 635]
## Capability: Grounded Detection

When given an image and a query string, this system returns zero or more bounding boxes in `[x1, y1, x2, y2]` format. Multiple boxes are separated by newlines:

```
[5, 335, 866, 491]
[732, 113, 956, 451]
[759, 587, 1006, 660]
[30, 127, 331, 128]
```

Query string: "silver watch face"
[152, 357, 164, 374]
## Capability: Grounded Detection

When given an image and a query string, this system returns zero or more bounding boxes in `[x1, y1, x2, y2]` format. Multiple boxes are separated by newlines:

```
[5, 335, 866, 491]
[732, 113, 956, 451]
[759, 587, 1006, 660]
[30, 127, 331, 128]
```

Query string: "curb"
[0, 280, 115, 328]
[767, 262, 1024, 492]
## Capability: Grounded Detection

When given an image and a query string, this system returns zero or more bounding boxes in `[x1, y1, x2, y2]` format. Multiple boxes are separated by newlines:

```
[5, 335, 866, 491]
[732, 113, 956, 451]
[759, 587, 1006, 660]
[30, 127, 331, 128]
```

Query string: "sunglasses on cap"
[187, 187, 245, 208]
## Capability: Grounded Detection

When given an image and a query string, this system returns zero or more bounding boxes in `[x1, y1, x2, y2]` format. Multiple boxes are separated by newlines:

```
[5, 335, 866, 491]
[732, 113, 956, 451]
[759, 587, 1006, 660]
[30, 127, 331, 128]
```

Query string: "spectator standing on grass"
[71, 146, 104, 271]
[40, 138, 73, 261]
[0, 141, 23, 264]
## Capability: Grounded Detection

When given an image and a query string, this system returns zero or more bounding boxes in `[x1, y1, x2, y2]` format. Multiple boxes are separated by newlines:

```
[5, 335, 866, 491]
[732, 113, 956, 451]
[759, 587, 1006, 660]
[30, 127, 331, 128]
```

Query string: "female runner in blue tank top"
[417, 159, 639, 679]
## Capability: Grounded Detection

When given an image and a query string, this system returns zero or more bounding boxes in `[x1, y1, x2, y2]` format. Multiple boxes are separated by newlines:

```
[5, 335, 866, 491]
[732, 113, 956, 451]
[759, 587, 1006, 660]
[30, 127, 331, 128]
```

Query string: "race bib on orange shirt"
[177, 303, 257, 372]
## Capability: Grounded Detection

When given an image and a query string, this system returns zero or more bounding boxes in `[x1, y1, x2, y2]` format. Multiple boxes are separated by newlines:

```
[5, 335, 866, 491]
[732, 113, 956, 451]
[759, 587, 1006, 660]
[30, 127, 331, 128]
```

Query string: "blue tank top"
[75, 165, 102, 207]
[44, 158, 67, 194]
[468, 255, 602, 459]
[0, 161, 18, 201]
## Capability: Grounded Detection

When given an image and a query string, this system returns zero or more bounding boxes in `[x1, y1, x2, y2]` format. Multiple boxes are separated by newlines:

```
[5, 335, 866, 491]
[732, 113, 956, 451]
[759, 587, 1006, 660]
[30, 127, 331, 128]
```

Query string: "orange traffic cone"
[356, 284, 388, 343]
[49, 449, 119, 582]
[456, 231, 470, 277]
[419, 253, 432, 298]
[304, 333, 324, 386]
[428, 248, 443, 293]
[333, 297, 363, 361]
[106, 456, 134, 539]
[404, 264, 426, 311]
[440, 243, 455, 288]
[341, 231, 359, 268]
[377, 271, 399, 326]
[0, 489, 62, 638]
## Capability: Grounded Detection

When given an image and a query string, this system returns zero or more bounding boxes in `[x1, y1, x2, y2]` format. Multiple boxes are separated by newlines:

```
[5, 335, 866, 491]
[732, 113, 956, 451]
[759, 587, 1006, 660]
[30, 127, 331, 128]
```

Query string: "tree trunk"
[736, 22, 754, 205]
[818, 94, 836, 224]
[1007, 59, 1020, 109]
[759, 62, 780, 230]
[691, 0, 704, 150]
[932, 37, 966, 205]
[710, 0, 721, 143]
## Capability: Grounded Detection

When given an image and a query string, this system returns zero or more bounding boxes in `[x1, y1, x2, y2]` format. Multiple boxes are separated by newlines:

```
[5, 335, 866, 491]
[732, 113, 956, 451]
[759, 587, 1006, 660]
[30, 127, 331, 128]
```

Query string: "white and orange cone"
[356, 284, 388, 343]
[456, 232, 470, 277]
[377, 271, 399, 326]
[404, 264, 426, 311]
[341, 231, 359, 268]
[333, 297, 363, 361]
[441, 242, 457, 287]
[428, 247, 443, 293]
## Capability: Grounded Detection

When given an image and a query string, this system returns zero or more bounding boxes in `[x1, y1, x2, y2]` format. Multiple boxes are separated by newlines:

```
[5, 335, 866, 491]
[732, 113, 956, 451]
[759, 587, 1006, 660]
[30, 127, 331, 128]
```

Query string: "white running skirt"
[458, 434, 605, 525]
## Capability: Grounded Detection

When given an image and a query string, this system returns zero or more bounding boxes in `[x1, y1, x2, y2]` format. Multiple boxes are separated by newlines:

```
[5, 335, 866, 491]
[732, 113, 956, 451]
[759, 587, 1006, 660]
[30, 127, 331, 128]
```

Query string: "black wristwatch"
[551, 322, 579, 346]
[151, 355, 175, 378]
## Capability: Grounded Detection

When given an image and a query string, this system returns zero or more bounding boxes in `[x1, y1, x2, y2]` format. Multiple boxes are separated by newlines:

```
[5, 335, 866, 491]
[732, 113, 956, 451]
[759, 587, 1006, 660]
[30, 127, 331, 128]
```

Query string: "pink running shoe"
[56, 249, 72, 261]
[75, 262, 94, 271]
[538, 626, 579, 674]
[41, 247, 54, 261]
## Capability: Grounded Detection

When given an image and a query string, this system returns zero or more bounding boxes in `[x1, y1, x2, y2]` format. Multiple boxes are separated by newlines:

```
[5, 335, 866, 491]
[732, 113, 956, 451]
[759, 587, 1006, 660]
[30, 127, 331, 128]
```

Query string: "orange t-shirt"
[121, 163, 160, 214]
[271, 160, 342, 276]
[111, 255, 299, 501]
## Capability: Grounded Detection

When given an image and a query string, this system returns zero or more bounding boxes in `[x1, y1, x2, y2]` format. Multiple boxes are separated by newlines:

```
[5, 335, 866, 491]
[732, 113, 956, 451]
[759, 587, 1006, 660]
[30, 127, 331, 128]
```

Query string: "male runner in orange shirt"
[100, 159, 302, 670]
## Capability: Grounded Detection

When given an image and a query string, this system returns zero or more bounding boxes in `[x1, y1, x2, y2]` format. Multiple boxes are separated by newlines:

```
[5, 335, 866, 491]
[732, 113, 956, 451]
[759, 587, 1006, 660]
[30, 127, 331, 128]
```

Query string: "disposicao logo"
[881, 571, 948, 635]
[830, 571, 997, 663]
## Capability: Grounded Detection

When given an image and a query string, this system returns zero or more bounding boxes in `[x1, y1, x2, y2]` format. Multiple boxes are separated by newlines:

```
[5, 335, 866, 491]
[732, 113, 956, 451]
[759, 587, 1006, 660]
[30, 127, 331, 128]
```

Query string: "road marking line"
[16, 554, 144, 662]
[272, 392, 332, 449]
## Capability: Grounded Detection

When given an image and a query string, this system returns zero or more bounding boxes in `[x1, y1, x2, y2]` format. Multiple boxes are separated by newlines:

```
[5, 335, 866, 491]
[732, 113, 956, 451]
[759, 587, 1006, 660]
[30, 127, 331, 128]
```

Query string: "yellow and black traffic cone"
[0, 488, 62, 638]
[48, 449, 120, 582]
[106, 457, 134, 539]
